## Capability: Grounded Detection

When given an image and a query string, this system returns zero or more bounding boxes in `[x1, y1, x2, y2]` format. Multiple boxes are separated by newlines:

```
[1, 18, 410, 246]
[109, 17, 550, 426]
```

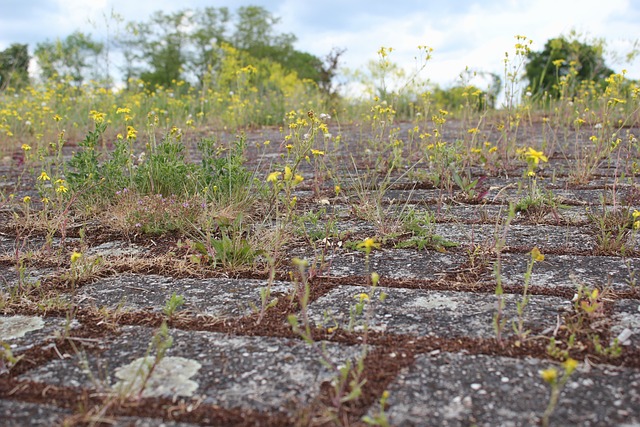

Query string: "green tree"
[232, 6, 328, 83]
[525, 34, 614, 98]
[34, 31, 103, 86]
[0, 43, 30, 90]
[187, 7, 230, 87]
[123, 10, 189, 89]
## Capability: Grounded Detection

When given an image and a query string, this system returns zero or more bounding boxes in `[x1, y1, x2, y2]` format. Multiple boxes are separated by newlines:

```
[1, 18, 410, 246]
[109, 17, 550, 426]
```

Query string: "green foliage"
[34, 31, 104, 86]
[525, 33, 614, 98]
[66, 123, 254, 211]
[0, 43, 30, 90]
[430, 84, 492, 111]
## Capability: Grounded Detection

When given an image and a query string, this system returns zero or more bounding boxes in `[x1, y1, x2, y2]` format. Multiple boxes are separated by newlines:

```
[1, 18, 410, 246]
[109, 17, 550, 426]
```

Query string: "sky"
[1, 0, 639, 91]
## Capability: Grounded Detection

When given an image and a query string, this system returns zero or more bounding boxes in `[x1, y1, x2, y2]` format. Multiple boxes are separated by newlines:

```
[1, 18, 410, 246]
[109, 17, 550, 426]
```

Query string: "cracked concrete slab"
[499, 253, 640, 291]
[303, 248, 465, 280]
[377, 352, 640, 426]
[307, 285, 570, 338]
[20, 325, 362, 414]
[0, 315, 79, 354]
[0, 399, 71, 427]
[76, 274, 292, 316]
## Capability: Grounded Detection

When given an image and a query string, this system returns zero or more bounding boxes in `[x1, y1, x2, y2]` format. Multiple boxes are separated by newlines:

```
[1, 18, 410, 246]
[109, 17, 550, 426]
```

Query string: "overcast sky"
[1, 0, 638, 90]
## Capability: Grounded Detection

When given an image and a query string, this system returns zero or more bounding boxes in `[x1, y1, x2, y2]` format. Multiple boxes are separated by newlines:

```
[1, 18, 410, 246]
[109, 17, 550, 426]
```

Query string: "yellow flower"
[21, 144, 31, 151]
[531, 247, 544, 262]
[311, 149, 325, 156]
[357, 238, 381, 254]
[525, 147, 548, 165]
[41, 197, 49, 204]
[266, 171, 281, 183]
[355, 293, 370, 302]
[293, 174, 304, 185]
[116, 107, 131, 114]
[56, 184, 68, 194]
[632, 210, 640, 219]
[23, 196, 31, 203]
[284, 166, 293, 181]
[70, 251, 82, 263]
[540, 368, 558, 383]
[334, 185, 341, 195]
[126, 125, 137, 140]
[562, 358, 578, 375]
[37, 171, 51, 181]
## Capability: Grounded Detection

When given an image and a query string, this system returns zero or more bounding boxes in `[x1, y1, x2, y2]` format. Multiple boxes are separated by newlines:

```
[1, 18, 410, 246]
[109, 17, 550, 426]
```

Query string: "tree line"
[0, 6, 630, 102]
[0, 6, 344, 96]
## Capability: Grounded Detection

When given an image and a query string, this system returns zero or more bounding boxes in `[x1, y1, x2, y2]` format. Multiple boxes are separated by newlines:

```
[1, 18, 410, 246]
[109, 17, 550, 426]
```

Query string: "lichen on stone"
[0, 315, 45, 340]
[112, 356, 201, 398]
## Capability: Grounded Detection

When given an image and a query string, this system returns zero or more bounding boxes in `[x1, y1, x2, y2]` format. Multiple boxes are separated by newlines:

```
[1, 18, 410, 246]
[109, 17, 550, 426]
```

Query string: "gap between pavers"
[306, 285, 570, 338]
[76, 274, 292, 317]
[373, 351, 640, 426]
[19, 325, 363, 414]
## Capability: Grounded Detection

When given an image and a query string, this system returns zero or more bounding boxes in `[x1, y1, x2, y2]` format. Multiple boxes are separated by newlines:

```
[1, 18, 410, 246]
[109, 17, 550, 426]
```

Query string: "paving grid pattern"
[1, 123, 640, 426]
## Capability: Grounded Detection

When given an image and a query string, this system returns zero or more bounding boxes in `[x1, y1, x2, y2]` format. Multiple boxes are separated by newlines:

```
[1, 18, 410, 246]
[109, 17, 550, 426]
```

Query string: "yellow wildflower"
[37, 171, 51, 181]
[56, 184, 68, 194]
[357, 238, 381, 254]
[525, 147, 548, 165]
[21, 144, 31, 151]
[531, 247, 544, 262]
[540, 368, 558, 383]
[266, 171, 281, 183]
[284, 166, 293, 181]
[562, 358, 578, 375]
[126, 125, 137, 140]
[355, 293, 370, 302]
[70, 251, 82, 263]
[23, 196, 31, 203]
[311, 149, 325, 156]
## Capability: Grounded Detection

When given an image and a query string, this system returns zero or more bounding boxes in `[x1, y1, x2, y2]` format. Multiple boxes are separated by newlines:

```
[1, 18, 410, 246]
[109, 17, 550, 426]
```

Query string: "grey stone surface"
[611, 299, 640, 347]
[85, 240, 147, 258]
[434, 223, 597, 252]
[0, 315, 79, 353]
[77, 274, 292, 316]
[307, 285, 570, 338]
[379, 352, 640, 426]
[0, 265, 56, 291]
[303, 248, 465, 280]
[499, 253, 640, 291]
[0, 398, 71, 426]
[20, 325, 362, 414]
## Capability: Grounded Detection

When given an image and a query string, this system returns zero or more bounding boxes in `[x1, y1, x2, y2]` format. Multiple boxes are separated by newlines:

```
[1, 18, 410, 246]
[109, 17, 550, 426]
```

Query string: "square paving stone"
[376, 352, 640, 426]
[433, 223, 596, 252]
[0, 399, 71, 427]
[307, 286, 570, 338]
[1, 315, 80, 354]
[499, 253, 640, 291]
[315, 249, 466, 280]
[0, 265, 58, 292]
[20, 325, 362, 414]
[77, 274, 292, 317]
